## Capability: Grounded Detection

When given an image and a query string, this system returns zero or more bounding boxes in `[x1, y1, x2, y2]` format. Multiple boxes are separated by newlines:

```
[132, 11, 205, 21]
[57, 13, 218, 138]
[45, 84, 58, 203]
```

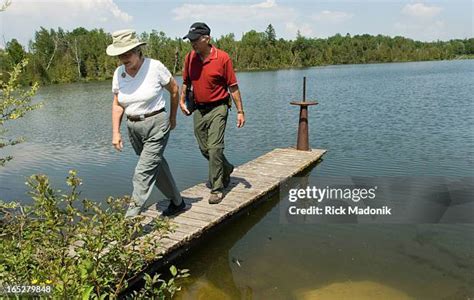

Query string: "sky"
[0, 0, 472, 49]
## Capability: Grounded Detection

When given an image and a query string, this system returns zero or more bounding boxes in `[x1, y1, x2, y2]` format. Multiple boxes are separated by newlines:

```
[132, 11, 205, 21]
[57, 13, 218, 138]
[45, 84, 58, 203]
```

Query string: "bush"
[0, 170, 188, 298]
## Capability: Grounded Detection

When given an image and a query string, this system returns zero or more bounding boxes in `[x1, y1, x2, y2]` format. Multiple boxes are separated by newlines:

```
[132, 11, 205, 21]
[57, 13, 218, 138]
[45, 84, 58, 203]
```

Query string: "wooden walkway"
[138, 147, 326, 263]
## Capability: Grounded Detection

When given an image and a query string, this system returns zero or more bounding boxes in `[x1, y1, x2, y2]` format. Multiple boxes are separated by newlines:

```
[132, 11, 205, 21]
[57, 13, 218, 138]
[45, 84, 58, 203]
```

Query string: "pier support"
[290, 77, 318, 151]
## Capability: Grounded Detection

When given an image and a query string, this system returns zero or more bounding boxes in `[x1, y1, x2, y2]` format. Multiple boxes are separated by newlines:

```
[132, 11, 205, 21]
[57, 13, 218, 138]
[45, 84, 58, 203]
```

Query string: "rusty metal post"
[290, 77, 318, 151]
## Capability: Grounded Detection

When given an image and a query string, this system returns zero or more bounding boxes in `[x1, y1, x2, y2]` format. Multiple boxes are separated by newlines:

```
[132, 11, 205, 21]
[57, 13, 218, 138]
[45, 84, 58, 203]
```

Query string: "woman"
[106, 29, 186, 217]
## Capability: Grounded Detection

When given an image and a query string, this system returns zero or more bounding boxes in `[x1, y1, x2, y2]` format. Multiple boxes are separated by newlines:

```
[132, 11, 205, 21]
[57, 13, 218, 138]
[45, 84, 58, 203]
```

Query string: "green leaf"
[170, 265, 177, 277]
[82, 286, 94, 300]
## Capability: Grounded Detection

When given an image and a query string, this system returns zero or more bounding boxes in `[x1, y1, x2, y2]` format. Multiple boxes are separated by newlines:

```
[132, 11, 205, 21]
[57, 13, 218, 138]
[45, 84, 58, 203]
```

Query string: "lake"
[1, 60, 473, 299]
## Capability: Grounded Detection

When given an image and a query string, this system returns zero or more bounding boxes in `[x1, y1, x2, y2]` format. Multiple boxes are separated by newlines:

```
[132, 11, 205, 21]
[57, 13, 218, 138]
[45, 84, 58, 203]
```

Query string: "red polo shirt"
[183, 46, 237, 104]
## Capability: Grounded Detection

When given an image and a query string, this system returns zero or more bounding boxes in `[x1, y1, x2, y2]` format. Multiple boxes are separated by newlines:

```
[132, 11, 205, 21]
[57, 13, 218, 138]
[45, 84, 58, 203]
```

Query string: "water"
[1, 60, 473, 299]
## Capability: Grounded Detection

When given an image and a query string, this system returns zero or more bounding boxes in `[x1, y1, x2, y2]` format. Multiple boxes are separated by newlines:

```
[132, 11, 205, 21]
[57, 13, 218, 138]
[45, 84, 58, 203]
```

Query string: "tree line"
[1, 24, 473, 85]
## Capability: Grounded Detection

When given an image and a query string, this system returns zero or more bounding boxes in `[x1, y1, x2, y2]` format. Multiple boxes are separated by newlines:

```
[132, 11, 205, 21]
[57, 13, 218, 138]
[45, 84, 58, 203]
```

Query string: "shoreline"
[31, 56, 474, 87]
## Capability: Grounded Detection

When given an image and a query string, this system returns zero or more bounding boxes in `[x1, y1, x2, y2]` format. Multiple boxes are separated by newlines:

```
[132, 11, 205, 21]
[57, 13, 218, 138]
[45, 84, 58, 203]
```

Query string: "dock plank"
[135, 148, 326, 272]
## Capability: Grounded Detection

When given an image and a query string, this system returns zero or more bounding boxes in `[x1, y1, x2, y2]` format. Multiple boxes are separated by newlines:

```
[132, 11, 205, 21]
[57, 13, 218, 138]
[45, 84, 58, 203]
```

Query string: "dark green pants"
[193, 104, 233, 193]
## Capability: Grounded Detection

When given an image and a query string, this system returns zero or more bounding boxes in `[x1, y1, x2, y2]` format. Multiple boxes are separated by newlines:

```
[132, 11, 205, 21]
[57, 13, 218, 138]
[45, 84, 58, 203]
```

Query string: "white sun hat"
[106, 29, 146, 56]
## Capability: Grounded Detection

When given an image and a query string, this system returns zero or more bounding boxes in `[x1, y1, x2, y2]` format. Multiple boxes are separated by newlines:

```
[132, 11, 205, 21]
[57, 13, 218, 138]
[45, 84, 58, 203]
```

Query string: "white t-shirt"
[112, 58, 171, 116]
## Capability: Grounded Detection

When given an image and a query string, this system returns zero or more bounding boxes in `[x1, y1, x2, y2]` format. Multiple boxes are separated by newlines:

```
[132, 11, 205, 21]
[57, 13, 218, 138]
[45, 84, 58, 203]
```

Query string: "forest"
[1, 24, 473, 85]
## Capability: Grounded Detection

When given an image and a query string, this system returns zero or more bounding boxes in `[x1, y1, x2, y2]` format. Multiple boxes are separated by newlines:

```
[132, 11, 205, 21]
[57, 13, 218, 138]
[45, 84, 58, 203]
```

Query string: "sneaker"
[208, 192, 224, 204]
[162, 199, 187, 216]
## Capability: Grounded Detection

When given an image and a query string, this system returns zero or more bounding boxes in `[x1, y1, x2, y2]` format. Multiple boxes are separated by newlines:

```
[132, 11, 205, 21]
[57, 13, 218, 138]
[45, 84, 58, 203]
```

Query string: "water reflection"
[175, 215, 473, 299]
[174, 181, 281, 299]
[174, 172, 473, 299]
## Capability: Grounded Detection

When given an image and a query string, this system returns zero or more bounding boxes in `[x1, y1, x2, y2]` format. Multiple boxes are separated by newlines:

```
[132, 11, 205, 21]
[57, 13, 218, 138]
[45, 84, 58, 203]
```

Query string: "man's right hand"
[112, 132, 123, 151]
[179, 101, 191, 116]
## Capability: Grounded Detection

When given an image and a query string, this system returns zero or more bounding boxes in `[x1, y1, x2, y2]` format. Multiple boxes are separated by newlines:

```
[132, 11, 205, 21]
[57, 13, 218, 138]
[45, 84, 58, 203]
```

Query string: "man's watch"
[237, 110, 245, 115]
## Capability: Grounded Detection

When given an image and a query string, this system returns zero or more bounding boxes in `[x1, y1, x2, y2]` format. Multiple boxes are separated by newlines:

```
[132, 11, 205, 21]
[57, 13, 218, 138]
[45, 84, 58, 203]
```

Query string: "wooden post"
[290, 77, 318, 151]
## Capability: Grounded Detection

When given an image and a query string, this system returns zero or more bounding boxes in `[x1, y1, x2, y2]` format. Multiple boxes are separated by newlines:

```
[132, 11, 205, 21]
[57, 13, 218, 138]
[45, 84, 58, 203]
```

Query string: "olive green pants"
[193, 104, 234, 193]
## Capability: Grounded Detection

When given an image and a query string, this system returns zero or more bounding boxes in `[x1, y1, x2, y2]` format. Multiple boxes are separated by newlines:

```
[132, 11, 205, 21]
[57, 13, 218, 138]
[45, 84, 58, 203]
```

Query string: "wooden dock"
[135, 148, 326, 266]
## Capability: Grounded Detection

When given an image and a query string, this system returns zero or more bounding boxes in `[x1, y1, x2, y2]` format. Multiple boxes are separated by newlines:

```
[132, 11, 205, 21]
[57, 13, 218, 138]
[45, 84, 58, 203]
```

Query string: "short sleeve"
[112, 67, 120, 94]
[156, 61, 172, 86]
[224, 58, 238, 87]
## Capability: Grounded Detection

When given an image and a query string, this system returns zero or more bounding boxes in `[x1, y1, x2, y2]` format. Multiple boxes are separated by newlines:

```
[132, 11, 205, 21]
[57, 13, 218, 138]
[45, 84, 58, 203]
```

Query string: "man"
[180, 22, 245, 204]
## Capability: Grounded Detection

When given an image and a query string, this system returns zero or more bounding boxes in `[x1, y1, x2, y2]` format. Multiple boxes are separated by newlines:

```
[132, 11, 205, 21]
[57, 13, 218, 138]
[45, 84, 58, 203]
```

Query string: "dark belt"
[127, 108, 165, 122]
[196, 98, 228, 113]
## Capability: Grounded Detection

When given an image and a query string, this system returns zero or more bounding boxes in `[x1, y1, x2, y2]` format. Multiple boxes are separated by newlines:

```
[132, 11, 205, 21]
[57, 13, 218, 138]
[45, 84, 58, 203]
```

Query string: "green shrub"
[0, 170, 188, 299]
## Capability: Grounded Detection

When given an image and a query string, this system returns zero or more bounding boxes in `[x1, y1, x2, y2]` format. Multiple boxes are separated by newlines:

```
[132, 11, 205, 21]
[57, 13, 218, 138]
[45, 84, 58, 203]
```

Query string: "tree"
[464, 38, 474, 54]
[265, 24, 276, 45]
[31, 28, 57, 71]
[5, 39, 25, 65]
[216, 33, 238, 66]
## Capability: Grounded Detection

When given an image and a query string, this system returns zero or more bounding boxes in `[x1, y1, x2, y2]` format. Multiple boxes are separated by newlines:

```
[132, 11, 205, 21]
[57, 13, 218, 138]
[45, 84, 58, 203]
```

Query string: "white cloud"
[312, 10, 353, 24]
[251, 0, 276, 9]
[5, 0, 132, 22]
[394, 20, 446, 41]
[394, 2, 447, 41]
[285, 22, 313, 37]
[402, 3, 442, 19]
[172, 0, 293, 22]
[0, 0, 132, 47]
[172, 0, 301, 39]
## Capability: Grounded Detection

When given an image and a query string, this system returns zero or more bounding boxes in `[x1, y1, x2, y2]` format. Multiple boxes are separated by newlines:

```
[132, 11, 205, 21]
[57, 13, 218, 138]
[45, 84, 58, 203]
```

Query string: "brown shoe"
[208, 192, 224, 204]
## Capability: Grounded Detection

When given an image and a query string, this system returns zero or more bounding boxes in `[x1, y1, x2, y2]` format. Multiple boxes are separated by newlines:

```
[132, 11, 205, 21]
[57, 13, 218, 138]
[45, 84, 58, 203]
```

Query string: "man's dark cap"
[183, 22, 211, 40]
